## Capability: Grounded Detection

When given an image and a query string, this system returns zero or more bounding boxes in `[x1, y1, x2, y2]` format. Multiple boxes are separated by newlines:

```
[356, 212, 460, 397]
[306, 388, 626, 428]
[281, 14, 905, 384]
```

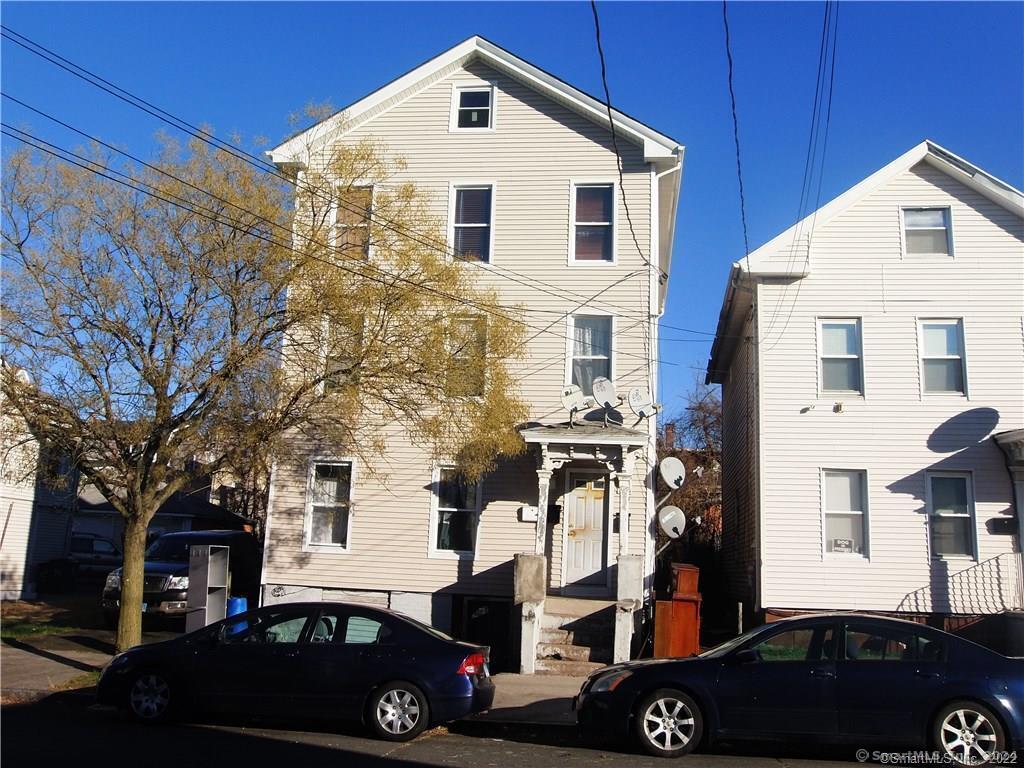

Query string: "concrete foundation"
[614, 554, 643, 663]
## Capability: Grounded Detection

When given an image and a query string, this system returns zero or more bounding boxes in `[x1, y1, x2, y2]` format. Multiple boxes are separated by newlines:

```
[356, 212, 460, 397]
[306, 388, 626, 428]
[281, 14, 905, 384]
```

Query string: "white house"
[707, 141, 1024, 629]
[260, 37, 683, 672]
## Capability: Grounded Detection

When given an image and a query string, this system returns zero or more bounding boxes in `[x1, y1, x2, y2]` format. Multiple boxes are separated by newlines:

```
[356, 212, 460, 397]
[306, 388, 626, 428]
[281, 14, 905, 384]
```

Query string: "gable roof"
[706, 140, 1024, 384]
[742, 139, 1023, 277]
[267, 35, 683, 166]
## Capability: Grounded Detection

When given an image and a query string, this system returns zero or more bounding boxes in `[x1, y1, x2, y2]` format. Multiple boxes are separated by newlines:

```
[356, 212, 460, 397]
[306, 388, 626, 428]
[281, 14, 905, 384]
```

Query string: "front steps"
[535, 596, 615, 676]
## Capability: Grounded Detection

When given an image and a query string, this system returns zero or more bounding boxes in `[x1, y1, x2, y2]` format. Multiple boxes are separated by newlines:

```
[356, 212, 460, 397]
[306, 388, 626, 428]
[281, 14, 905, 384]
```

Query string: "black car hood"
[142, 560, 189, 577]
[592, 655, 703, 676]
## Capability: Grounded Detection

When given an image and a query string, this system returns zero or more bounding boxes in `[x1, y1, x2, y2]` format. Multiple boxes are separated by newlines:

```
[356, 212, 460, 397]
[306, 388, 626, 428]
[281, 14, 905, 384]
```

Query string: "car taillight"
[457, 652, 486, 676]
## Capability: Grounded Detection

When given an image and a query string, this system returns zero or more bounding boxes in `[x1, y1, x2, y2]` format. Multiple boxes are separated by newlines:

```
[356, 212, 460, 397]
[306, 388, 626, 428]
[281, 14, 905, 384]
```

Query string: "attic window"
[455, 88, 493, 130]
[902, 207, 951, 256]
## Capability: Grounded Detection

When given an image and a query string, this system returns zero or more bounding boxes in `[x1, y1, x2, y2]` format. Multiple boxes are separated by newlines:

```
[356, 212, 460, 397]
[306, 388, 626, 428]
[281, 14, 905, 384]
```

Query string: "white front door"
[564, 473, 608, 587]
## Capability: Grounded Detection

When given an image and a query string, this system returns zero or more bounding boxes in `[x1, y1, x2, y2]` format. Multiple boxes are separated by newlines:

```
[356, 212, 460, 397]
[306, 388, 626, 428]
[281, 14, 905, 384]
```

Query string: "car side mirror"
[733, 648, 758, 664]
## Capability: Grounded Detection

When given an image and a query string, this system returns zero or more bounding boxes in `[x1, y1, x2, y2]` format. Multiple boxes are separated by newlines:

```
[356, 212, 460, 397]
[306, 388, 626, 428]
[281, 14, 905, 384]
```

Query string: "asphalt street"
[1, 690, 867, 768]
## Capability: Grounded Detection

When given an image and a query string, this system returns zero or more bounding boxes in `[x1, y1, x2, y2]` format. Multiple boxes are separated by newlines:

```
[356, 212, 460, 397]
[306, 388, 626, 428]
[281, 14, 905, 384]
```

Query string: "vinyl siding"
[719, 309, 759, 605]
[753, 161, 1023, 613]
[263, 60, 656, 597]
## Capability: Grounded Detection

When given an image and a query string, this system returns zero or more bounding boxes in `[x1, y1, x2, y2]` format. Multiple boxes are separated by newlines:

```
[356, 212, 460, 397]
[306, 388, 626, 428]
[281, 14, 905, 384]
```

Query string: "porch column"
[535, 468, 552, 555]
[616, 450, 638, 558]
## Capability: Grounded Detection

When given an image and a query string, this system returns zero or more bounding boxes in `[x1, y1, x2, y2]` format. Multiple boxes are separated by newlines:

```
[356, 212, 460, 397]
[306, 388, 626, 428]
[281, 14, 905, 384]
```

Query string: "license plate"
[141, 603, 148, 613]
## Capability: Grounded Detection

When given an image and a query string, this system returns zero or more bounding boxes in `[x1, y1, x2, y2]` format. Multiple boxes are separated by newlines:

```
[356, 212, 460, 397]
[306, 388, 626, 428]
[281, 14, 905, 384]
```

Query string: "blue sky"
[3, 1, 1022, 415]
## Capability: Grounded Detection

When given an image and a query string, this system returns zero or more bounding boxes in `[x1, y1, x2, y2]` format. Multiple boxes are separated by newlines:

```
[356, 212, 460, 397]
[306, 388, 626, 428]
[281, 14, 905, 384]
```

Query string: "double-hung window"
[432, 466, 480, 556]
[453, 88, 493, 130]
[920, 319, 966, 394]
[819, 319, 863, 394]
[902, 207, 951, 257]
[569, 314, 611, 396]
[452, 186, 492, 262]
[446, 315, 486, 397]
[323, 315, 364, 394]
[572, 184, 614, 262]
[927, 473, 975, 558]
[823, 469, 868, 556]
[334, 186, 372, 260]
[307, 462, 353, 548]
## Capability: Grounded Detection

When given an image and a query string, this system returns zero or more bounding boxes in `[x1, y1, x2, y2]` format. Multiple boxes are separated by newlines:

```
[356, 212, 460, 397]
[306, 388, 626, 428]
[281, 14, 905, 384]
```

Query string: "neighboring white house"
[260, 37, 683, 672]
[1, 382, 76, 600]
[707, 141, 1024, 627]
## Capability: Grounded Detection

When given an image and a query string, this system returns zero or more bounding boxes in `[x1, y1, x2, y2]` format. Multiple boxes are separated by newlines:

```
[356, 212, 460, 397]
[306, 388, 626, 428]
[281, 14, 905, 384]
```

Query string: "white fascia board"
[267, 36, 683, 166]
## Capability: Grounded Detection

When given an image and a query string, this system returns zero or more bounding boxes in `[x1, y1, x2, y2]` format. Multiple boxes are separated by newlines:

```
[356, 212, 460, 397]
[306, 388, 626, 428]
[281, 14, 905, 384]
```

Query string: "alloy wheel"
[939, 707, 998, 765]
[641, 695, 696, 752]
[376, 689, 421, 735]
[129, 673, 170, 720]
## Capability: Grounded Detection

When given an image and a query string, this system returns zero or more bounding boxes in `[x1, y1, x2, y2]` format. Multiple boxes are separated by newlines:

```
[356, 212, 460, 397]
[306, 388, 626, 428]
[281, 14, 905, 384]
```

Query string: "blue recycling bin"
[227, 596, 248, 617]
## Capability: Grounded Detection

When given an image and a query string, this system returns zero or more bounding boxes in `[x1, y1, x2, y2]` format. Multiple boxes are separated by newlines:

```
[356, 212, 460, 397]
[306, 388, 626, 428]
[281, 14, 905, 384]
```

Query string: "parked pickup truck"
[102, 530, 260, 626]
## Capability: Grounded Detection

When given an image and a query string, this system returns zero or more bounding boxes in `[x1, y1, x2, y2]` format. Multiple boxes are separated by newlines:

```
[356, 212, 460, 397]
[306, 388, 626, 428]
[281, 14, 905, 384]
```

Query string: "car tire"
[126, 670, 174, 724]
[366, 681, 430, 742]
[634, 688, 704, 758]
[933, 700, 1005, 766]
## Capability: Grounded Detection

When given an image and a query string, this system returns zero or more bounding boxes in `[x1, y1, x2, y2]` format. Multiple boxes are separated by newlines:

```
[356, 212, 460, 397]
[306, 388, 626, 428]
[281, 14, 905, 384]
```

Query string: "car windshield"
[698, 623, 776, 658]
[145, 536, 218, 562]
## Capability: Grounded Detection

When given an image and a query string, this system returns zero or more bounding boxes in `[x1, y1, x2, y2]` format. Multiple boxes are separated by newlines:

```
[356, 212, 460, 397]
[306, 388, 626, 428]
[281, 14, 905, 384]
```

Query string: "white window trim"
[925, 471, 978, 561]
[447, 182, 496, 264]
[899, 205, 954, 259]
[318, 314, 367, 396]
[427, 464, 483, 560]
[448, 82, 497, 133]
[304, 457, 357, 553]
[568, 179, 618, 266]
[331, 184, 374, 262]
[820, 468, 870, 560]
[917, 317, 968, 398]
[564, 312, 616, 395]
[816, 317, 865, 397]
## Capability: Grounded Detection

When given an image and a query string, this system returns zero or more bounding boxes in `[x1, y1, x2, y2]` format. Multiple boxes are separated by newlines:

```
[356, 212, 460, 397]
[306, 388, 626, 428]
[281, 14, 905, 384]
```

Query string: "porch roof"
[519, 422, 648, 447]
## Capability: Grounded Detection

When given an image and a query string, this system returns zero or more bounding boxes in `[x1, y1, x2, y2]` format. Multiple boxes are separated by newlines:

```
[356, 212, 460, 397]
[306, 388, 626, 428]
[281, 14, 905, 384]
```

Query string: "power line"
[2, 123, 685, 371]
[0, 24, 684, 333]
[721, 0, 750, 261]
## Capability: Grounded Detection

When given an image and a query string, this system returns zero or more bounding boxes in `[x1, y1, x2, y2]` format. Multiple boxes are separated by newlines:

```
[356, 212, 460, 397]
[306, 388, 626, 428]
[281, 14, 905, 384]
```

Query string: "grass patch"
[52, 670, 101, 691]
[1, 619, 83, 640]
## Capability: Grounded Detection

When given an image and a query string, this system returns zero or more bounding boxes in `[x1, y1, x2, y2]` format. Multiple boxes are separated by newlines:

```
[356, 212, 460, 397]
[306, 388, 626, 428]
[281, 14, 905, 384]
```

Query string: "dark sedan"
[576, 613, 1022, 764]
[98, 601, 495, 741]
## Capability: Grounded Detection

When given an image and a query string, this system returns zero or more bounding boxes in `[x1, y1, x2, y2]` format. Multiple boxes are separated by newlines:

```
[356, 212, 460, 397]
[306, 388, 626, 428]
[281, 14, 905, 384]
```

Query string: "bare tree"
[2, 128, 527, 650]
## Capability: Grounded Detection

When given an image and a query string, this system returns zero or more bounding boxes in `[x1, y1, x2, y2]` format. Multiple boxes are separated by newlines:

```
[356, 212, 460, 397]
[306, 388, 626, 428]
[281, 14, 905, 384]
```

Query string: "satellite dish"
[627, 387, 656, 418]
[591, 377, 618, 409]
[14, 369, 32, 386]
[559, 384, 587, 412]
[659, 456, 686, 489]
[658, 505, 686, 539]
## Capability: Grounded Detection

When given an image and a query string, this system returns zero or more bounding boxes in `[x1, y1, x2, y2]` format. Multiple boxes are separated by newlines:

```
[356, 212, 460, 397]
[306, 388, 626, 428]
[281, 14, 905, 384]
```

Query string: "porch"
[515, 423, 650, 673]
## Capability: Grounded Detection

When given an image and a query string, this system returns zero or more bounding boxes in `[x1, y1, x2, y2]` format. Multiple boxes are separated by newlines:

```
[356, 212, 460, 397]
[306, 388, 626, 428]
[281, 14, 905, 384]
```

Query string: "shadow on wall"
[886, 407, 1016, 613]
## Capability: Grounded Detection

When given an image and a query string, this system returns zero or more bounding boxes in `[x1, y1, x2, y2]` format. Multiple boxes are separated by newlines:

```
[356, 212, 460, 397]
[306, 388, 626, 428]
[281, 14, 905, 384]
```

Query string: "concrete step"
[545, 596, 616, 617]
[535, 657, 608, 676]
[541, 614, 614, 634]
[539, 627, 612, 647]
[537, 642, 613, 663]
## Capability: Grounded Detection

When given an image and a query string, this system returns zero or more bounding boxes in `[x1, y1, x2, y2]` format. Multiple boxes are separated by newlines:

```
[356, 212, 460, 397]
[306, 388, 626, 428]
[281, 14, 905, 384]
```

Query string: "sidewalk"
[1, 631, 112, 702]
[472, 672, 582, 725]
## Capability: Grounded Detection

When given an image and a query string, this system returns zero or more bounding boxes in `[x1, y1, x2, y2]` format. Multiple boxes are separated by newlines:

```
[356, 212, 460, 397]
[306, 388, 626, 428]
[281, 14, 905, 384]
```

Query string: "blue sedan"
[98, 602, 494, 741]
[576, 613, 1022, 763]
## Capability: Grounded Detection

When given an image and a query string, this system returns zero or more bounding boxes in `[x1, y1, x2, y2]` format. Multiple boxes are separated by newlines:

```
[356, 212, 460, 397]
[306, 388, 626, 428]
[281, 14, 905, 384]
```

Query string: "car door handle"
[914, 670, 940, 679]
[810, 668, 835, 679]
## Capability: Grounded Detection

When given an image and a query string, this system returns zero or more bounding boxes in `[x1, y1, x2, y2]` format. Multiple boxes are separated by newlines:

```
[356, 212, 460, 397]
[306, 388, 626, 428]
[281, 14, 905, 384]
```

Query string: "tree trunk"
[116, 513, 149, 652]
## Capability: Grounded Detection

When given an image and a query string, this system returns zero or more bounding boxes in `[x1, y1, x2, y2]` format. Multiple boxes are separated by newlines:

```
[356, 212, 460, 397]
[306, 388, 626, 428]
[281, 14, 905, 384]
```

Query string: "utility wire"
[2, 124, 684, 370]
[0, 24, 689, 334]
[722, 0, 750, 261]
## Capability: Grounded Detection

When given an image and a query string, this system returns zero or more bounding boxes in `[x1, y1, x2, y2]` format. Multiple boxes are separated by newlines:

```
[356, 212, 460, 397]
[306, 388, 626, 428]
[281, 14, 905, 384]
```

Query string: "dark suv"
[69, 533, 123, 576]
[102, 530, 260, 626]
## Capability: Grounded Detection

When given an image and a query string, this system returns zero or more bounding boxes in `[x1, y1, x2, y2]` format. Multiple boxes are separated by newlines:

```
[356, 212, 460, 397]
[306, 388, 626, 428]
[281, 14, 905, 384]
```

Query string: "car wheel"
[934, 700, 1005, 766]
[127, 671, 173, 723]
[634, 688, 703, 758]
[367, 682, 430, 742]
